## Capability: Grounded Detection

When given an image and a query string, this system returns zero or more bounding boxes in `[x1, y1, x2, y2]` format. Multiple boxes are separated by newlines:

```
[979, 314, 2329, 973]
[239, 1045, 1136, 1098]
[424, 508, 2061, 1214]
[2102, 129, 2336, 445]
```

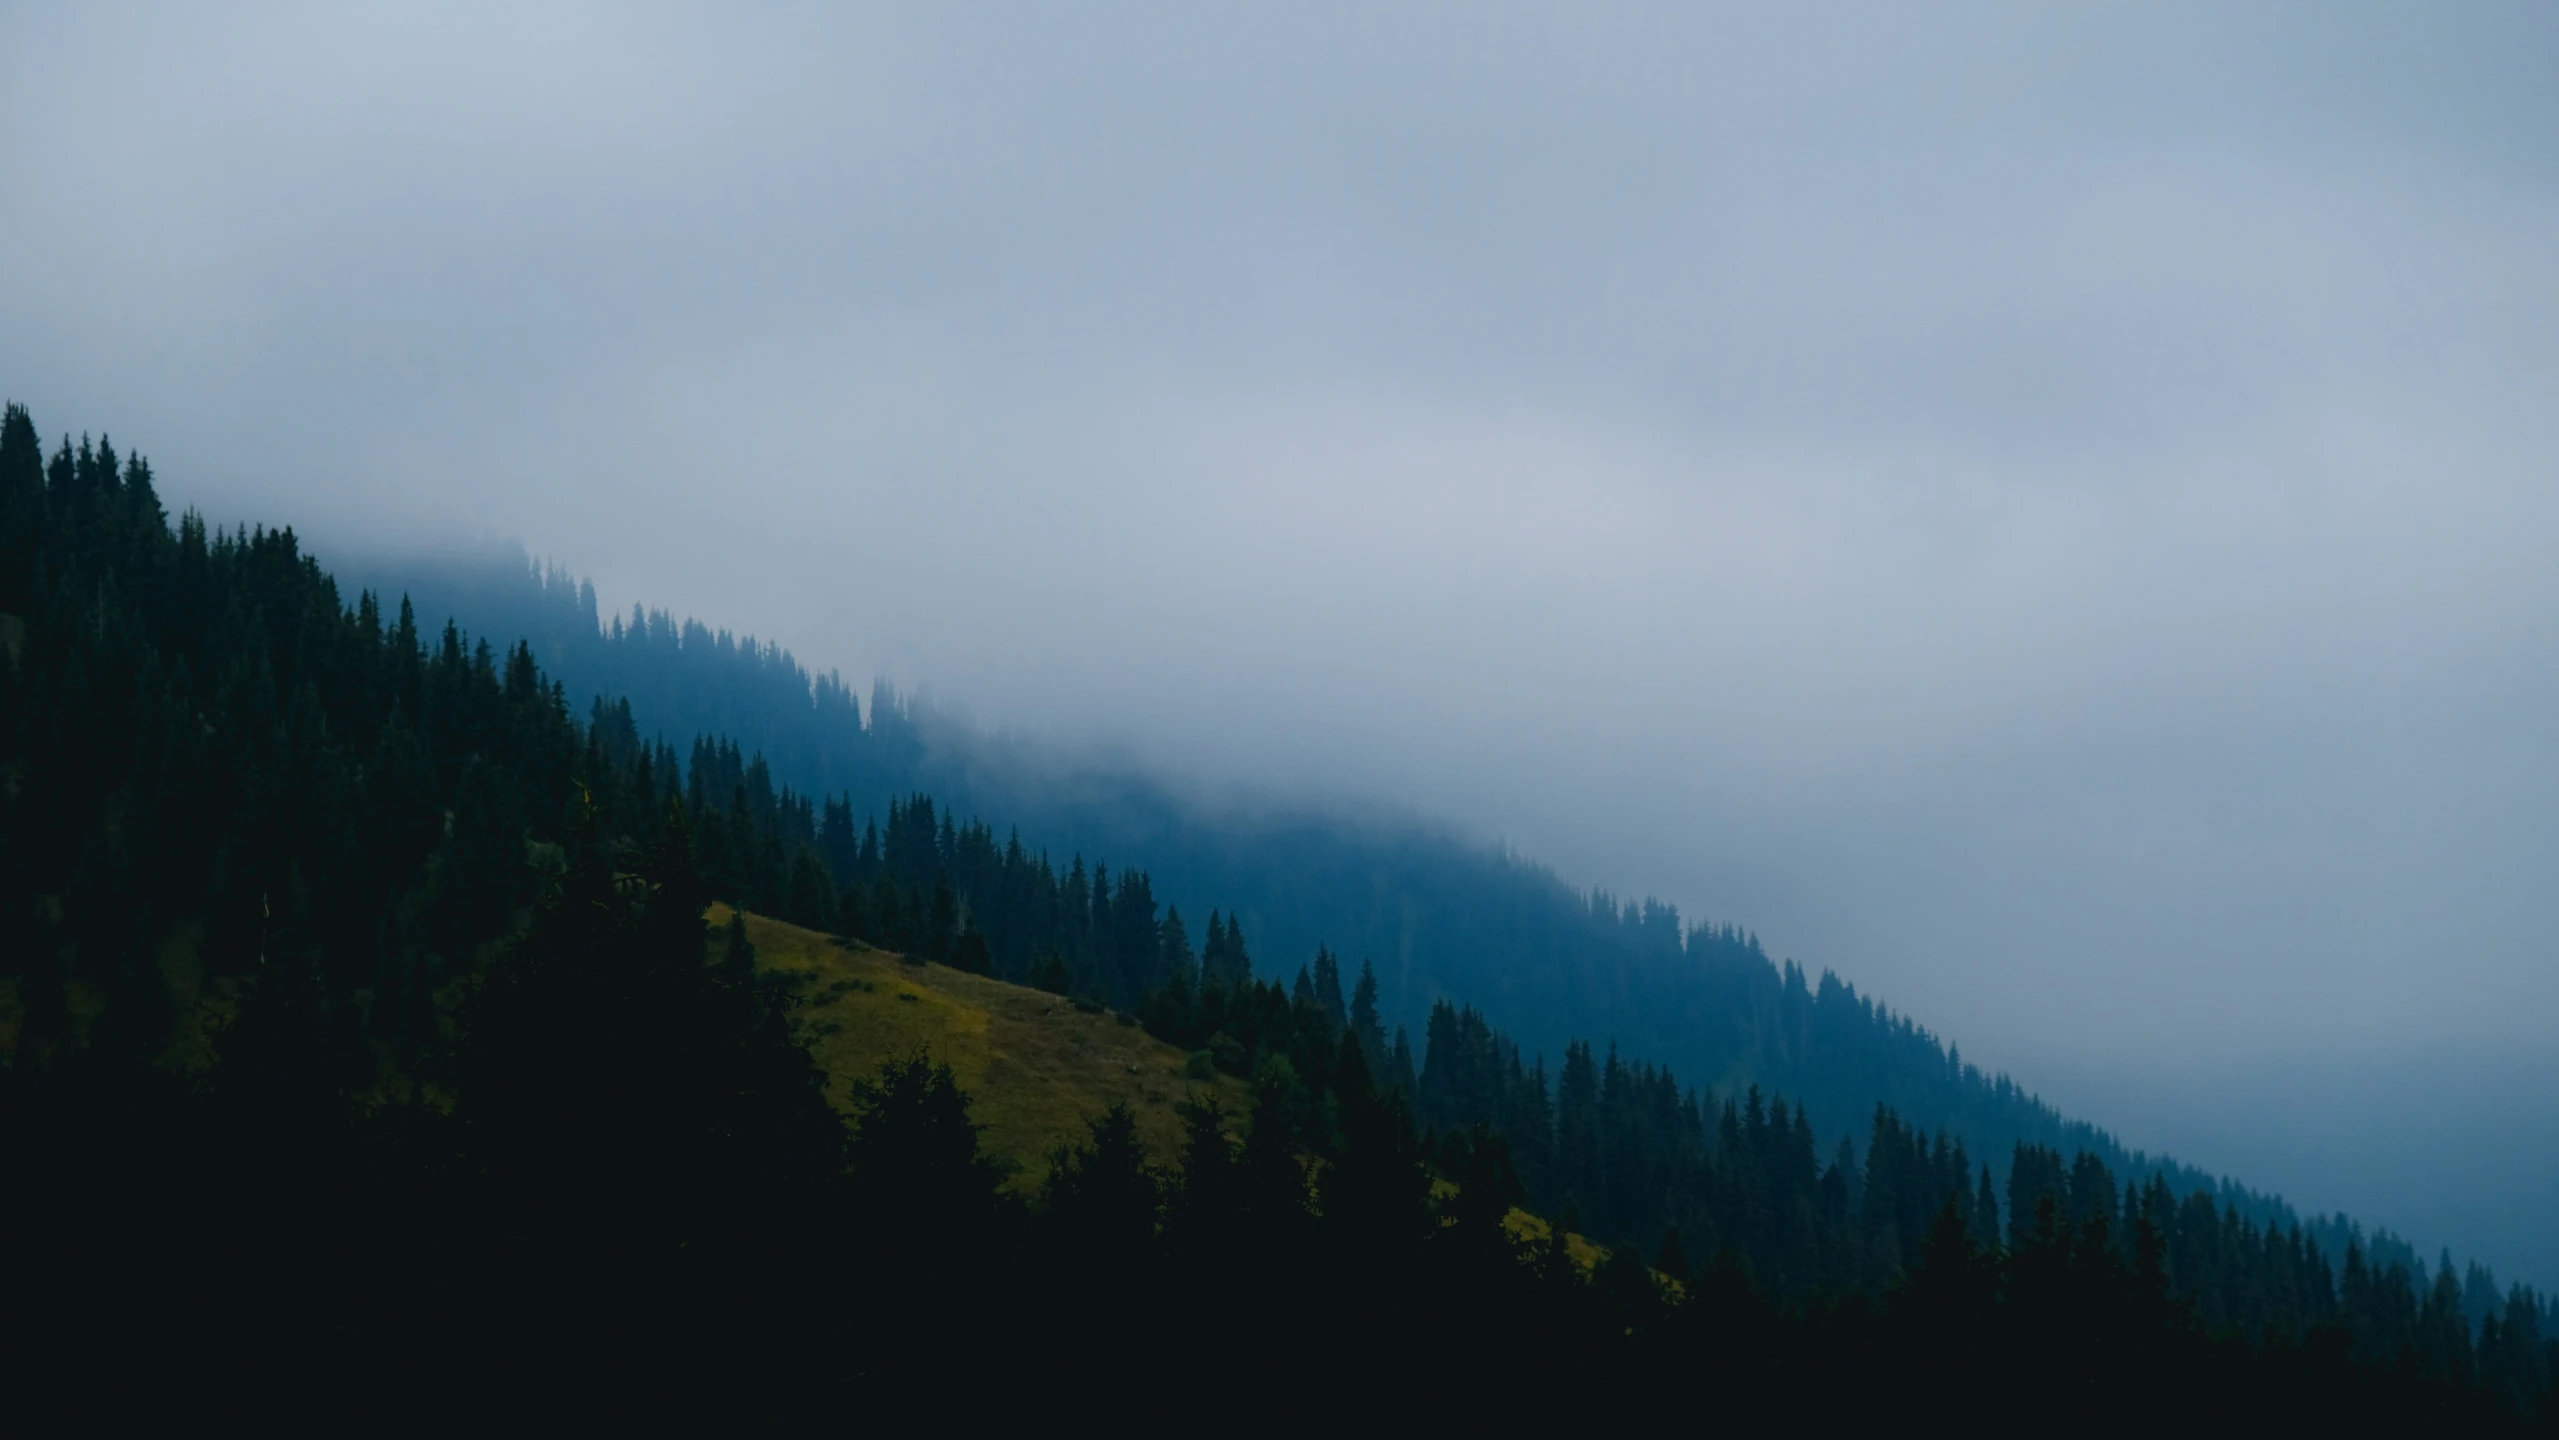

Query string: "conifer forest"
[3, 404, 2551, 1425]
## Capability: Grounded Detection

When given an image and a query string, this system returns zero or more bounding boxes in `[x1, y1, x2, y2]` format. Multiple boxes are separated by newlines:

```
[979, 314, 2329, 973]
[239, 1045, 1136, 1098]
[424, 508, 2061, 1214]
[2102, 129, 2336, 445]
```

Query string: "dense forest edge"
[2, 404, 2551, 1422]
[350, 514, 2500, 1286]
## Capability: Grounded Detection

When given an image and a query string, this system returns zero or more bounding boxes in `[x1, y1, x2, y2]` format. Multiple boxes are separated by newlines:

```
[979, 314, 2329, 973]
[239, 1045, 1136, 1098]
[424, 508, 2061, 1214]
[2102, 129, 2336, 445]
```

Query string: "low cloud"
[6, 0, 2556, 1273]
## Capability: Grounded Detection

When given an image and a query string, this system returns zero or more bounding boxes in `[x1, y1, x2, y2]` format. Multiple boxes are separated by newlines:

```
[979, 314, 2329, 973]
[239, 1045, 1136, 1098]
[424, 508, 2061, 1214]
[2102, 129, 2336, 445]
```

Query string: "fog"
[5, 3, 2555, 1277]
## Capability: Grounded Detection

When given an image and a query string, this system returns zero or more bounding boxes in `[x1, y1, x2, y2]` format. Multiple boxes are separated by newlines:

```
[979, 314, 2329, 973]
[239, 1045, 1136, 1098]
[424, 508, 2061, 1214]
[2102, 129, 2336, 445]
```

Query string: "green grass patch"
[719, 906, 1251, 1192]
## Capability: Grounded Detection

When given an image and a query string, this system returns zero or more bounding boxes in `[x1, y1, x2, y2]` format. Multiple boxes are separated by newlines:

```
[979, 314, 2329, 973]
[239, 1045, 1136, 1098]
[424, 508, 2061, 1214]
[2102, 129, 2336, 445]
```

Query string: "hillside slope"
[347, 545, 2354, 1244]
[724, 906, 1246, 1188]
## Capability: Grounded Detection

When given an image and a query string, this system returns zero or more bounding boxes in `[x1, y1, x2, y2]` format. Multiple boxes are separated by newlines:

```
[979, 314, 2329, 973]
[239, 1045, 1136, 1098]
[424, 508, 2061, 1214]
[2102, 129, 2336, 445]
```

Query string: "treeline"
[8, 787, 2533, 1423]
[0, 402, 1204, 1062]
[0, 417, 583, 1067]
[524, 522, 2559, 1404]
[1408, 1002, 2556, 1401]
[4, 406, 2551, 1422]
[336, 537, 2426, 1261]
[589, 727, 1236, 1010]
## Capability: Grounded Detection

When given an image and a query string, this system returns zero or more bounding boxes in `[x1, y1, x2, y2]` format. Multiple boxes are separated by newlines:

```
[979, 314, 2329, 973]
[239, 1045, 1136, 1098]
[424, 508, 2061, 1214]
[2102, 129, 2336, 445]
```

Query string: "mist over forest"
[3, 0, 2554, 1420]
[336, 533, 2555, 1282]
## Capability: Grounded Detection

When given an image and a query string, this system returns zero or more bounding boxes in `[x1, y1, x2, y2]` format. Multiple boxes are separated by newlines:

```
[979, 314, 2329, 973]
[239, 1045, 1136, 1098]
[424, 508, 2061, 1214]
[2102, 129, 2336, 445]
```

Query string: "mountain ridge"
[6, 408, 2547, 1414]
[336, 538, 2461, 1286]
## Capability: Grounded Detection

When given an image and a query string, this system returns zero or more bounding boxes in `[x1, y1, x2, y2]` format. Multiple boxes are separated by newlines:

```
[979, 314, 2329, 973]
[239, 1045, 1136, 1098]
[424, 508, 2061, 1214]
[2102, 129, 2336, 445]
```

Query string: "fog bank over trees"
[5, 3, 2554, 1279]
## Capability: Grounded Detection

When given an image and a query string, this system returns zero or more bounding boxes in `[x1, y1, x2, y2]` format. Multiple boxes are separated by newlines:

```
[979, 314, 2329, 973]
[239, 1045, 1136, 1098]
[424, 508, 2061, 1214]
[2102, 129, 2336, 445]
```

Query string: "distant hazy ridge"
[345, 541, 2457, 1286]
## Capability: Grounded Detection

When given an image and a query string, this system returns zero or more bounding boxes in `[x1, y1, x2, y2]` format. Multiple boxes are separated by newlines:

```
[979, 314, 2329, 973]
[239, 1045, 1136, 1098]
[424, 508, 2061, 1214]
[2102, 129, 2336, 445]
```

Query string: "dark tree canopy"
[1, 404, 2549, 1425]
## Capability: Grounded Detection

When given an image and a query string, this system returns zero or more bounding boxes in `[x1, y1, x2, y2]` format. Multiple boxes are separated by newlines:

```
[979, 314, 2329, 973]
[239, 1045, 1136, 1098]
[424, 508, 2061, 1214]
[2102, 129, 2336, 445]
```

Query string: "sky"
[5, 2, 2556, 1278]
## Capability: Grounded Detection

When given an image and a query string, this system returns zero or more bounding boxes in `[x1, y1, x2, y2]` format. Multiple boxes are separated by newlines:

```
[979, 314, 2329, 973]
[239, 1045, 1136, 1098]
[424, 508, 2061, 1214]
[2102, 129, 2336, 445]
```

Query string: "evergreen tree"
[1310, 946, 1347, 1033]
[1348, 959, 1388, 1073]
[846, 1051, 1002, 1236]
[1157, 905, 1196, 994]
[1042, 1103, 1162, 1259]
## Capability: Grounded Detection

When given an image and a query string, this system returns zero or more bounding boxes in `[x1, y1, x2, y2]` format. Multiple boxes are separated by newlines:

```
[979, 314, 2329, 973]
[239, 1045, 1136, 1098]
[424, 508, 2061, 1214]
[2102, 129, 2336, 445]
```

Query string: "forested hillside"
[348, 543, 2422, 1271]
[5, 407, 2550, 1422]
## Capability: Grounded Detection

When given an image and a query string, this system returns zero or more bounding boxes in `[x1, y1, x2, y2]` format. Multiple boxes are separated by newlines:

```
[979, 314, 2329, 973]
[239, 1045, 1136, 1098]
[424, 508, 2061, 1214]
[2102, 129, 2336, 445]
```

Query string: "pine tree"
[925, 876, 958, 963]
[0, 402, 43, 611]
[1200, 910, 1230, 990]
[1200, 912, 1252, 991]
[1167, 1097, 1242, 1257]
[847, 1052, 1001, 1236]
[1157, 905, 1196, 994]
[1239, 1059, 1311, 1238]
[1310, 946, 1346, 1033]
[1042, 1103, 1161, 1259]
[1348, 959, 1387, 1073]
[1319, 1032, 1427, 1258]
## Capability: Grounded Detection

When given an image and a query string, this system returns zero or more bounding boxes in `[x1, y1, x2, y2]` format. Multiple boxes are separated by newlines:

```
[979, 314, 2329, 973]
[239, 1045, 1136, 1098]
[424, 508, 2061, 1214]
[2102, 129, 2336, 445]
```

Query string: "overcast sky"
[6, 2, 2555, 1277]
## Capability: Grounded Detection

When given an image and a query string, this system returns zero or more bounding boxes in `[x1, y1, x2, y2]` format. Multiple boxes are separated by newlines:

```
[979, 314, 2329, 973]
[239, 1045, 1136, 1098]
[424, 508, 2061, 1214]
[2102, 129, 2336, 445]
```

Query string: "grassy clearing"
[1, 901, 1240, 1193]
[6, 901, 1641, 1271]
[722, 906, 1251, 1192]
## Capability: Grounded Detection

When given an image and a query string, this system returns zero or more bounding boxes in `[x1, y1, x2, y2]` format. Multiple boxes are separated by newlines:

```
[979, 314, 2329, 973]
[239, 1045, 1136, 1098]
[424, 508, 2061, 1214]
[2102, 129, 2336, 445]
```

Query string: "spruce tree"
[1974, 1165, 2000, 1249]
[1387, 1025, 1417, 1100]
[1167, 1097, 1241, 1258]
[1157, 905, 1196, 994]
[1200, 909, 1230, 990]
[1310, 947, 1346, 1033]
[1348, 959, 1387, 1073]
[846, 1051, 1001, 1236]
[1042, 1103, 1161, 1259]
